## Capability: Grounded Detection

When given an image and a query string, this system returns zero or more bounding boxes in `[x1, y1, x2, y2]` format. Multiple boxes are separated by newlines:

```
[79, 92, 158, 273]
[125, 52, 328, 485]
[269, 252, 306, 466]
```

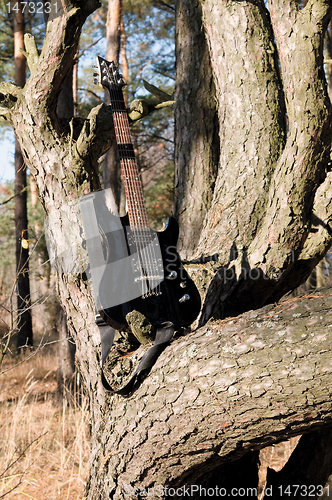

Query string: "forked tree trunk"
[1, 0, 332, 497]
[175, 0, 332, 321]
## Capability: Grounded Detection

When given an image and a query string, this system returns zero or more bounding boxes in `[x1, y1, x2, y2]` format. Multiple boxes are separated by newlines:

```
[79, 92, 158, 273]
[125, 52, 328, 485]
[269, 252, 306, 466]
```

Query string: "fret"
[117, 144, 135, 159]
[108, 90, 127, 111]
[108, 92, 150, 228]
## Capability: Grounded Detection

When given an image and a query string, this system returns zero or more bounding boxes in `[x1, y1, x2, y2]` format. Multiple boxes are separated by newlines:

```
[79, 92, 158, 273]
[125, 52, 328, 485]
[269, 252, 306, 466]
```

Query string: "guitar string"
[114, 101, 147, 298]
[108, 71, 161, 297]
[115, 103, 149, 297]
[112, 88, 158, 297]
[111, 88, 156, 297]
[108, 84, 144, 296]
[117, 98, 161, 297]
[121, 117, 161, 296]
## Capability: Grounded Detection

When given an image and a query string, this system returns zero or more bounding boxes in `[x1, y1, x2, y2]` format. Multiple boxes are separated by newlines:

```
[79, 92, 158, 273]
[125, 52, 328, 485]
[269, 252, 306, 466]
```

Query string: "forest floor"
[0, 333, 90, 500]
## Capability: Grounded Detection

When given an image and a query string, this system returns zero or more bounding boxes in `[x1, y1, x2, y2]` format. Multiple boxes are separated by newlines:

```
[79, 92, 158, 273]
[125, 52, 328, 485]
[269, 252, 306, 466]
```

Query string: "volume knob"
[167, 270, 177, 280]
[179, 294, 190, 303]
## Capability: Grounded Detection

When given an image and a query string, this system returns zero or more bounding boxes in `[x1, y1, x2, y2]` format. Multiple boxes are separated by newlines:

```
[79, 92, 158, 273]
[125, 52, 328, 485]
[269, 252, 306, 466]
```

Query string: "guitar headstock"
[94, 56, 126, 91]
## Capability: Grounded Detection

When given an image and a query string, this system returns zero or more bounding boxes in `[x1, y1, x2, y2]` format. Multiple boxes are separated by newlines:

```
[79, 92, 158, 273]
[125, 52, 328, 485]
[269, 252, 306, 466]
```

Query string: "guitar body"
[98, 214, 201, 331]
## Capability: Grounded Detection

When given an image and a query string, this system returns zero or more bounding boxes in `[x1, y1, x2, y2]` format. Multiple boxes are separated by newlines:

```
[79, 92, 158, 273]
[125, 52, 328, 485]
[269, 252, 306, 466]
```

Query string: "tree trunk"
[174, 0, 219, 256]
[14, 1, 33, 349]
[175, 0, 332, 321]
[55, 58, 77, 397]
[103, 0, 122, 204]
[56, 305, 76, 399]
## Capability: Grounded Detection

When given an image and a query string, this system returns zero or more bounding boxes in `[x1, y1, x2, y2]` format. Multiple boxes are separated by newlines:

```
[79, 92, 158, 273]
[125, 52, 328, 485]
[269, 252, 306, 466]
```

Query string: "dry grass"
[0, 343, 90, 500]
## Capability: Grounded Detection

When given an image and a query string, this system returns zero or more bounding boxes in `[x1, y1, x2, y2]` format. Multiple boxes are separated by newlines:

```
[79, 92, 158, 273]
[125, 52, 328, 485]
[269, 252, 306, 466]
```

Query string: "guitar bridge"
[134, 275, 163, 283]
[142, 290, 163, 299]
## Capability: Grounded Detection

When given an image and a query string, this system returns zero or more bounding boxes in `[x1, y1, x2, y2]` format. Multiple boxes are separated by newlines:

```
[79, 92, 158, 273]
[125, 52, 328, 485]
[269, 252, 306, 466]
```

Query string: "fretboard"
[108, 89, 149, 229]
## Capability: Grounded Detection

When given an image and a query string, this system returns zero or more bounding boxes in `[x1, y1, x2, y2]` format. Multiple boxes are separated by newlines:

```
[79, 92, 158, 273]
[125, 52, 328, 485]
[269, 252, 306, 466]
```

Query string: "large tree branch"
[23, 1, 100, 118]
[86, 287, 332, 499]
[193, 0, 285, 262]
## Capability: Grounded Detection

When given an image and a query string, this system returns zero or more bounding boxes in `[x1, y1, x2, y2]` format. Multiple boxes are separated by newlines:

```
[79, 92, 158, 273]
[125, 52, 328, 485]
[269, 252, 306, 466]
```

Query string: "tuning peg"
[93, 78, 98, 85]
[92, 65, 98, 68]
[93, 72, 99, 77]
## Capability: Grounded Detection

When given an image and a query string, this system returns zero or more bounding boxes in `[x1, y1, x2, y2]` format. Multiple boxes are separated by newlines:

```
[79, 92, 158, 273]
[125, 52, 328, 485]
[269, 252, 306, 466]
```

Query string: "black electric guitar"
[93, 56, 201, 332]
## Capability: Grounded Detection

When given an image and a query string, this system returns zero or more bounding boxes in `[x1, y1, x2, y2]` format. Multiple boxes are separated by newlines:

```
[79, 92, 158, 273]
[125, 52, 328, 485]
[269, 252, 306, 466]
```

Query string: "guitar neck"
[108, 88, 149, 229]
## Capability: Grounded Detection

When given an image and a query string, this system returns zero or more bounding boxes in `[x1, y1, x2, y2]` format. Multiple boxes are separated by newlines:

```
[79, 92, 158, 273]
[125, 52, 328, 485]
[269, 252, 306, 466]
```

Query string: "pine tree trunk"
[175, 0, 332, 321]
[55, 58, 77, 398]
[56, 305, 76, 399]
[103, 0, 122, 204]
[14, 2, 33, 349]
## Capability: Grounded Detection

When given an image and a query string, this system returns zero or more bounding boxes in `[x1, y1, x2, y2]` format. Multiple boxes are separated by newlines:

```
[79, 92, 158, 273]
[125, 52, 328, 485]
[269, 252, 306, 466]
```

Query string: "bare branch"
[76, 36, 103, 60]
[0, 82, 22, 115]
[0, 432, 48, 499]
[303, 0, 332, 23]
[77, 87, 102, 102]
[22, 33, 39, 73]
[74, 103, 115, 164]
[0, 186, 28, 206]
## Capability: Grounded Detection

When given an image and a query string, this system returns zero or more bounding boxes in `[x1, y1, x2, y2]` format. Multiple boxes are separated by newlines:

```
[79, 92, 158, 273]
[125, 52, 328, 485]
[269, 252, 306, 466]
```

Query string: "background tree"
[55, 47, 77, 399]
[103, 0, 122, 201]
[2, 0, 332, 497]
[13, 0, 33, 349]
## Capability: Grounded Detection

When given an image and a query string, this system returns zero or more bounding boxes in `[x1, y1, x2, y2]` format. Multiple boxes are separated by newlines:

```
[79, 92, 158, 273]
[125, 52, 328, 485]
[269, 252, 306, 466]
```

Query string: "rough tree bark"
[1, 0, 332, 497]
[175, 0, 332, 319]
[174, 0, 332, 493]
